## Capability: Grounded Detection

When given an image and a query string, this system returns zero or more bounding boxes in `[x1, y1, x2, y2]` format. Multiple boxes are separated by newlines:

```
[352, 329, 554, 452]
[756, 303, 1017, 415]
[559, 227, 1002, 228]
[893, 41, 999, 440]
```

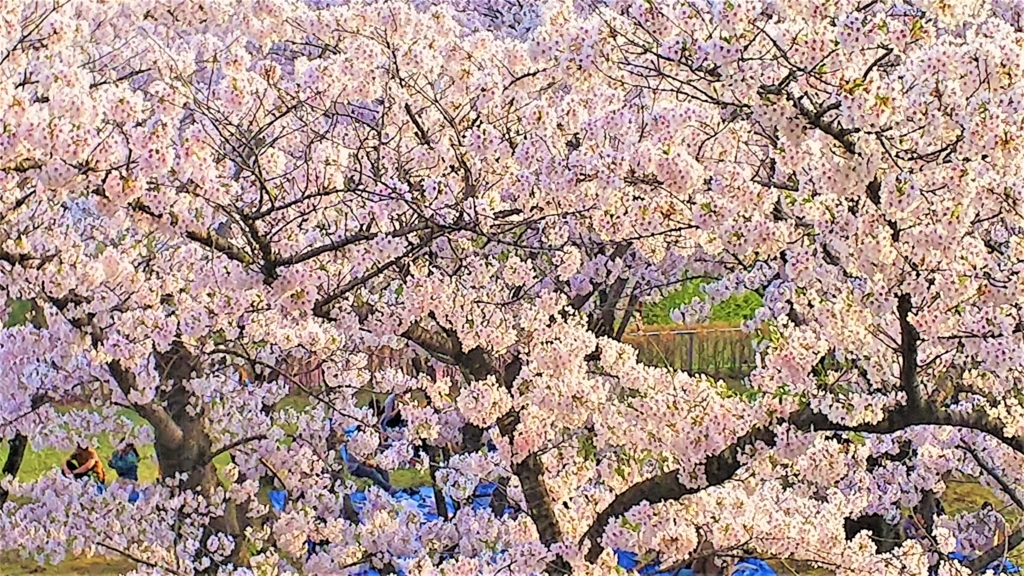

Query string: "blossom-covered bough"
[4, 0, 1024, 574]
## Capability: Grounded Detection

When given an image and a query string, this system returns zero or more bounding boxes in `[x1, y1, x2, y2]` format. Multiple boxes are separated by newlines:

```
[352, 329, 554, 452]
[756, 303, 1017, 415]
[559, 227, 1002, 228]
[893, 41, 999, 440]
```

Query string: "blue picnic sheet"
[614, 550, 776, 576]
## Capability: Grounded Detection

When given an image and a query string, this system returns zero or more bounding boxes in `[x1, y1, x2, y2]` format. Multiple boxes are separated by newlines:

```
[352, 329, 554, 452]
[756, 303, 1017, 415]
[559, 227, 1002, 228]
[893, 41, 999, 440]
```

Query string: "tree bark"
[0, 433, 28, 506]
[424, 444, 449, 521]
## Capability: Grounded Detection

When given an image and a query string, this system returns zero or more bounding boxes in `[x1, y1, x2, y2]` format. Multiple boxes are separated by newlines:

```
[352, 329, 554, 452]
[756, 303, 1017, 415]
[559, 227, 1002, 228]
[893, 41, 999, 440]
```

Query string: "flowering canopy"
[4, 0, 1024, 574]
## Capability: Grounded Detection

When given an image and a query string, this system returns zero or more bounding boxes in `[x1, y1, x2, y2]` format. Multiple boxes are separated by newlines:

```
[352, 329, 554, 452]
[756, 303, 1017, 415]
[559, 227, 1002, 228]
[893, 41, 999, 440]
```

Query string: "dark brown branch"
[258, 457, 288, 490]
[787, 93, 857, 155]
[206, 434, 268, 464]
[47, 294, 187, 450]
[311, 231, 436, 317]
[185, 230, 253, 266]
[96, 542, 185, 576]
[404, 103, 433, 147]
[107, 360, 185, 450]
[963, 446, 1024, 511]
[865, 176, 900, 242]
[0, 433, 28, 506]
[897, 293, 923, 415]
[401, 322, 462, 361]
[275, 221, 431, 267]
[581, 426, 776, 561]
[581, 403, 1024, 562]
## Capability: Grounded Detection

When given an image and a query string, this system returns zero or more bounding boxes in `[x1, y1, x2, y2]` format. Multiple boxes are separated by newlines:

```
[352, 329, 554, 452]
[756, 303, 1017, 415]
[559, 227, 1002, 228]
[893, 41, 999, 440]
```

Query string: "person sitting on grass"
[378, 393, 406, 431]
[62, 443, 106, 487]
[376, 393, 409, 454]
[108, 442, 141, 502]
[109, 442, 140, 483]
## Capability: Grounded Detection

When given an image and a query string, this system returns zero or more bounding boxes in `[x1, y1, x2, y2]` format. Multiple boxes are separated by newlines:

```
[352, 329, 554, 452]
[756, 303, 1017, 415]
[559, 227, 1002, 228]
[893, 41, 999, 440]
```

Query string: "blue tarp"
[615, 550, 665, 575]
[269, 489, 287, 513]
[296, 424, 778, 574]
[291, 483, 779, 575]
[473, 481, 496, 510]
[614, 550, 775, 576]
[732, 558, 777, 575]
[948, 540, 1020, 574]
[984, 559, 1020, 574]
[468, 481, 515, 515]
[350, 490, 367, 508]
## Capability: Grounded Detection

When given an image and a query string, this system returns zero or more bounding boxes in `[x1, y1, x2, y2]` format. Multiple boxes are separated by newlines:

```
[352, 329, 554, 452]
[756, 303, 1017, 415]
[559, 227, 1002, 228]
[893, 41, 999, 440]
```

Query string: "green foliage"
[644, 280, 762, 325]
[4, 299, 36, 328]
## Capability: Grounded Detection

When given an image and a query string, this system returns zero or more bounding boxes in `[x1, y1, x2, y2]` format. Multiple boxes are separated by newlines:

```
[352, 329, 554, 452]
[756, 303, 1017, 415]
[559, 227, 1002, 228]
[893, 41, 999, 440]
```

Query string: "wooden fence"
[275, 327, 758, 392]
[622, 327, 757, 379]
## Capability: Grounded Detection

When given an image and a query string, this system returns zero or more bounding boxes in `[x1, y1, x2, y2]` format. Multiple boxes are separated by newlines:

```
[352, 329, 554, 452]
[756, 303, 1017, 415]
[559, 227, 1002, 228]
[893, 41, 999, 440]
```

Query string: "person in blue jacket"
[378, 394, 406, 431]
[109, 442, 140, 483]
[109, 442, 141, 502]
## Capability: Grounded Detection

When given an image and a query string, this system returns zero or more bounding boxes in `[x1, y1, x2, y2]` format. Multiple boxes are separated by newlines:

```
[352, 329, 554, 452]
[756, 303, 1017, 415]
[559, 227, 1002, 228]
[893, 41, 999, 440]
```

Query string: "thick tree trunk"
[424, 444, 450, 521]
[515, 453, 572, 574]
[0, 433, 28, 506]
[143, 343, 248, 571]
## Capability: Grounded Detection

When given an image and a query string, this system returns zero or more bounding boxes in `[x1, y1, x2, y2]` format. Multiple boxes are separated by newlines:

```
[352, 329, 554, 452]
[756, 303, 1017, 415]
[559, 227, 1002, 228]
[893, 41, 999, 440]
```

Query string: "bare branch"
[96, 542, 186, 576]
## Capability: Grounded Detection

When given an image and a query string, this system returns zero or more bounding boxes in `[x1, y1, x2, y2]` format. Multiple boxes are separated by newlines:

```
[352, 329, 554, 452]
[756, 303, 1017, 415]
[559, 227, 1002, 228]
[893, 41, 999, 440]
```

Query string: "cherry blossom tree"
[5, 0, 1024, 575]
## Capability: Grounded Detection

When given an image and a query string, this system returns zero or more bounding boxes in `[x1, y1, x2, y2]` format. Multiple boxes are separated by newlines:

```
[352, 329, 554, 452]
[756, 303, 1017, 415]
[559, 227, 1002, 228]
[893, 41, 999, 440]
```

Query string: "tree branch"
[897, 293, 924, 415]
[96, 542, 185, 576]
[206, 434, 268, 465]
[311, 230, 436, 317]
[107, 360, 184, 449]
[581, 425, 776, 561]
[963, 446, 1024, 511]
[275, 221, 432, 267]
[185, 230, 253, 266]
[581, 403, 1024, 562]
[968, 526, 1024, 573]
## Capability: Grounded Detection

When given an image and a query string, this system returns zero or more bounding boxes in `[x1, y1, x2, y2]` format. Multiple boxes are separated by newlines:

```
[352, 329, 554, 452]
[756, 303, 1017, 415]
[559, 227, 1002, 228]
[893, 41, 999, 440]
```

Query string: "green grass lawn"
[0, 410, 162, 485]
[643, 279, 763, 326]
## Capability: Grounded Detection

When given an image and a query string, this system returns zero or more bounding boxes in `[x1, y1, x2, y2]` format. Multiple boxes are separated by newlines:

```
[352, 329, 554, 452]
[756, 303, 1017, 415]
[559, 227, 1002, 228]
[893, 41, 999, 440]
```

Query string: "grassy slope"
[0, 410, 162, 484]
